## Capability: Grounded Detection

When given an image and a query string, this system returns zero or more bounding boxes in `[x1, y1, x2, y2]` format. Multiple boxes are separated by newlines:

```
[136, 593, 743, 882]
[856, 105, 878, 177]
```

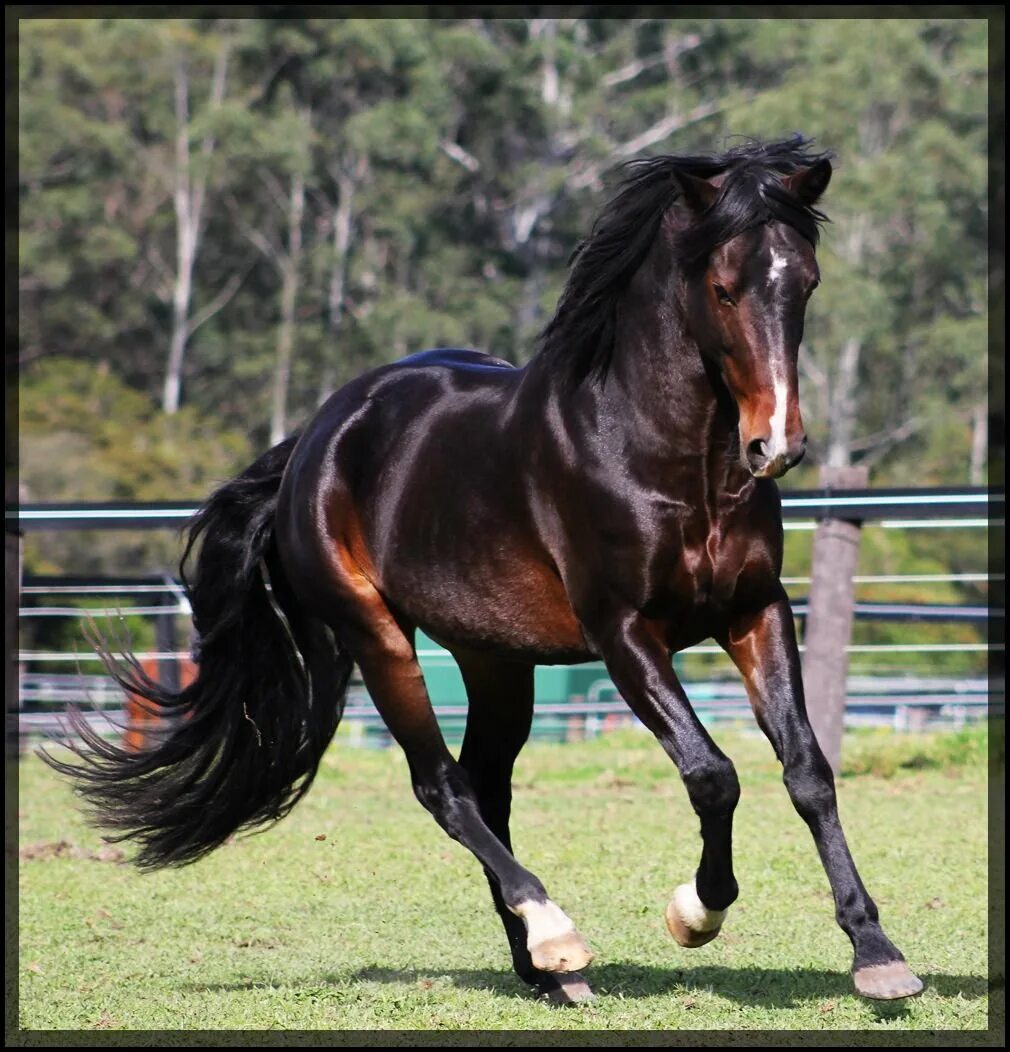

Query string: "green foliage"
[19, 357, 249, 503]
[19, 357, 249, 577]
[839, 722, 991, 778]
[17, 16, 989, 475]
[16, 16, 993, 587]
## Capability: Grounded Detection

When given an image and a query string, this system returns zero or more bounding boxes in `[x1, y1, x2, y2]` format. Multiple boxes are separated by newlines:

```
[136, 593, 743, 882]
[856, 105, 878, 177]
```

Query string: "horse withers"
[47, 138, 923, 1006]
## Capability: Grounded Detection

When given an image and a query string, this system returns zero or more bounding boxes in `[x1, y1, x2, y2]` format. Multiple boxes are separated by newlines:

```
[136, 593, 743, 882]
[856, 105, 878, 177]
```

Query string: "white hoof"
[510, 899, 594, 973]
[665, 879, 727, 948]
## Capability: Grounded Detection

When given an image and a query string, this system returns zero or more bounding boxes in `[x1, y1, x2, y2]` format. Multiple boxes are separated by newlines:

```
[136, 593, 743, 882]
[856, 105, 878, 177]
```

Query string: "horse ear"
[676, 171, 720, 213]
[784, 158, 832, 205]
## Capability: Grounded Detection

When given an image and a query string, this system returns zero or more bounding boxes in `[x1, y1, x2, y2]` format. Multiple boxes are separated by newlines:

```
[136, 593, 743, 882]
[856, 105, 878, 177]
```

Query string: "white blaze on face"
[769, 358, 789, 460]
[764, 251, 790, 462]
[768, 249, 788, 285]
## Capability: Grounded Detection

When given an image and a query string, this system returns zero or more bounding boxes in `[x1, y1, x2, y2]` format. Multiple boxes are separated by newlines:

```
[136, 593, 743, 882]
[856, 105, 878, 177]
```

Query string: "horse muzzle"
[744, 434, 807, 479]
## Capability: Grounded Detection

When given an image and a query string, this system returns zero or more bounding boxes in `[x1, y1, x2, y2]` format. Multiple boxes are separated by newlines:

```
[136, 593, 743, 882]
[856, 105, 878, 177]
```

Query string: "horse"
[48, 137, 923, 1006]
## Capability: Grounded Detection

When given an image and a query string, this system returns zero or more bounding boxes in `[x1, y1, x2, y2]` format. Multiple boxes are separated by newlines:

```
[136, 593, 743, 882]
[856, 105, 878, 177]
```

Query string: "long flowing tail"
[42, 436, 352, 869]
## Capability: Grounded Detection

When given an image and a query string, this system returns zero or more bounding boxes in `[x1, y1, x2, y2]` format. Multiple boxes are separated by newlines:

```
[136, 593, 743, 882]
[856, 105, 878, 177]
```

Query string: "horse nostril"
[747, 438, 769, 464]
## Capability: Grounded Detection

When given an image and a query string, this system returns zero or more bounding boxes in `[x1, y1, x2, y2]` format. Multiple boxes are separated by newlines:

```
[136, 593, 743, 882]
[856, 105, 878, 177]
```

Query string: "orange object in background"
[123, 658, 196, 752]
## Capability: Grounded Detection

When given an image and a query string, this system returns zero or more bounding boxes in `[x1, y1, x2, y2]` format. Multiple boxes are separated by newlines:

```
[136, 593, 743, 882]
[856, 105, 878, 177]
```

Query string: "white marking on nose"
[768, 250, 787, 284]
[769, 361, 789, 458]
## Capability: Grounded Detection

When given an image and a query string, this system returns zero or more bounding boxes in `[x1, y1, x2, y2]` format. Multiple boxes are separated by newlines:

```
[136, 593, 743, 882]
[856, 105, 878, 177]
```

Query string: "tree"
[18, 15, 990, 482]
[162, 21, 245, 415]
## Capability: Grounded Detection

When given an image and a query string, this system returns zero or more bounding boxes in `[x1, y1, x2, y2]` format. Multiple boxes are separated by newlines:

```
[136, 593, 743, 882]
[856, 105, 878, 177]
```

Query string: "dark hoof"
[665, 897, 722, 948]
[538, 971, 595, 1006]
[853, 961, 925, 1000]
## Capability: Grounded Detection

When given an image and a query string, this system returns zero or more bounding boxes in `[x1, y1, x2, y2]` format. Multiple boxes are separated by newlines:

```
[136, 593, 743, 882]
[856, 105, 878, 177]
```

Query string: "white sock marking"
[672, 880, 727, 933]
[511, 899, 576, 947]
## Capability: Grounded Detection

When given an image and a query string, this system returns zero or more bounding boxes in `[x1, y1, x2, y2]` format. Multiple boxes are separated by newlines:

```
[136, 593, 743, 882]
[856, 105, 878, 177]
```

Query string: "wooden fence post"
[6, 479, 22, 758]
[801, 464, 869, 774]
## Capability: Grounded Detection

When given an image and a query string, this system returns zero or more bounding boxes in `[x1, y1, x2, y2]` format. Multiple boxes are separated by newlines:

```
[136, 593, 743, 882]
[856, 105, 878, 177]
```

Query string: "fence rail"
[9, 487, 1004, 753]
[8, 486, 1003, 532]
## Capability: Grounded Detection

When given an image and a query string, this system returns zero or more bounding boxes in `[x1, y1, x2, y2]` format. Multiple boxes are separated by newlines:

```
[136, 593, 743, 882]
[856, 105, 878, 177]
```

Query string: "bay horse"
[49, 138, 923, 1005]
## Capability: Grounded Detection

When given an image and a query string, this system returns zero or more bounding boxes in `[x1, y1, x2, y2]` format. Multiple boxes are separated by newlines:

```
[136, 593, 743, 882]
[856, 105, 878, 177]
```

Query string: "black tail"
[42, 437, 352, 869]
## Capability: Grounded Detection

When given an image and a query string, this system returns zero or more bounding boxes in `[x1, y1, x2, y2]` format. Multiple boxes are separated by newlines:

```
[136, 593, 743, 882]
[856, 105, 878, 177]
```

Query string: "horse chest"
[666, 520, 755, 614]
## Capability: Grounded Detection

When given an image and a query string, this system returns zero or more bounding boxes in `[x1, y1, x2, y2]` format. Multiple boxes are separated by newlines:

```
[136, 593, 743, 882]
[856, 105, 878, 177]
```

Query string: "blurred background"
[13, 14, 1000, 743]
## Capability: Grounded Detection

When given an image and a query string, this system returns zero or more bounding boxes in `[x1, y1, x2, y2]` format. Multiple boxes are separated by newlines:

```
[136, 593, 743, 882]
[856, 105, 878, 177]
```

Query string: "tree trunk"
[826, 336, 862, 468]
[318, 162, 359, 405]
[163, 44, 230, 414]
[970, 402, 987, 485]
[164, 258, 193, 415]
[164, 60, 195, 415]
[270, 169, 305, 445]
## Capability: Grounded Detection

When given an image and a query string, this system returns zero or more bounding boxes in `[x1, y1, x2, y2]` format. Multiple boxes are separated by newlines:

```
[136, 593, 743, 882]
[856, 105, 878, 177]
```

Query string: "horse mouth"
[747, 448, 805, 480]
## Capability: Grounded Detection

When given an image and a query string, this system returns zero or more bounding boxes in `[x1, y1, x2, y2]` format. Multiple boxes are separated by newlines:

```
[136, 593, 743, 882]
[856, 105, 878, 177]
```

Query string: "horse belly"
[389, 549, 591, 663]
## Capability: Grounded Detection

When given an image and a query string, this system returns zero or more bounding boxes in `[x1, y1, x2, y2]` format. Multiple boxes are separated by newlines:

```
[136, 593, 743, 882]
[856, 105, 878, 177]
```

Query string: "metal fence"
[8, 486, 1004, 749]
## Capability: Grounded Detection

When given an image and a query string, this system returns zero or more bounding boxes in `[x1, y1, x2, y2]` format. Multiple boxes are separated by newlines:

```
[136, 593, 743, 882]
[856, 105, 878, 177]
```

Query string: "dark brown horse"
[50, 138, 922, 1005]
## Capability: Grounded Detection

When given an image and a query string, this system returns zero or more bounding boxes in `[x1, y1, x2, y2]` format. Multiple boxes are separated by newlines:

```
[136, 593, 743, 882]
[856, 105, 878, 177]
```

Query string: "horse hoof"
[853, 961, 925, 1000]
[665, 881, 727, 948]
[529, 930, 594, 973]
[538, 971, 595, 1006]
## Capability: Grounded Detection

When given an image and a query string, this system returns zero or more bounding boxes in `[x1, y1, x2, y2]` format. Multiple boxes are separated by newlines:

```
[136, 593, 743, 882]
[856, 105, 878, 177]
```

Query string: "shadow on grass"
[185, 963, 989, 1013]
[350, 963, 988, 1004]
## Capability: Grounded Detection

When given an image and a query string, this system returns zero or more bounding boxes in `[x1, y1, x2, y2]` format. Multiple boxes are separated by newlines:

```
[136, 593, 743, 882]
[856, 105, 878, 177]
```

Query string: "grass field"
[16, 724, 996, 1034]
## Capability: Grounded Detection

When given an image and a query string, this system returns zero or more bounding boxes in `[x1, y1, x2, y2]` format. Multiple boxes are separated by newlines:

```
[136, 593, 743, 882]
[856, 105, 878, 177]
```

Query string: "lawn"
[15, 724, 995, 1035]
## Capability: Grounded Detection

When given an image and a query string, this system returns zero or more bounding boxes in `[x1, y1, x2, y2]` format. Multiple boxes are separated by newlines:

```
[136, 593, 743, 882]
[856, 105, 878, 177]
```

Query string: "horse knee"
[684, 756, 740, 817]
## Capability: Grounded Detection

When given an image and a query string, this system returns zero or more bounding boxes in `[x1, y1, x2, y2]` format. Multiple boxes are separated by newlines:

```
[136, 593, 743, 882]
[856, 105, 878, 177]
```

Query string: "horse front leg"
[721, 596, 923, 1000]
[587, 609, 741, 948]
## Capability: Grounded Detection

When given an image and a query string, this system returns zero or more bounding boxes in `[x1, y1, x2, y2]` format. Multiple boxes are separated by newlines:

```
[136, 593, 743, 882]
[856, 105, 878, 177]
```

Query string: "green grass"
[16, 725, 994, 1033]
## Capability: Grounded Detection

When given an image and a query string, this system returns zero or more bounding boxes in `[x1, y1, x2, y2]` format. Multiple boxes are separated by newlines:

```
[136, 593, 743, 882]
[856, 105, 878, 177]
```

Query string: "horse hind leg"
[327, 589, 593, 983]
[455, 651, 594, 1005]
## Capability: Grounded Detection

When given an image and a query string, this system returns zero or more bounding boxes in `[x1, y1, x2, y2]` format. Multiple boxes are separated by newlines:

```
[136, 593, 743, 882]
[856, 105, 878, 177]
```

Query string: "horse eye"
[714, 284, 736, 307]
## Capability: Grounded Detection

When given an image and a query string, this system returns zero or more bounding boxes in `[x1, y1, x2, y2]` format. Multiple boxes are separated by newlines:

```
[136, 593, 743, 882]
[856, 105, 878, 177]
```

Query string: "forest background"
[14, 14, 999, 669]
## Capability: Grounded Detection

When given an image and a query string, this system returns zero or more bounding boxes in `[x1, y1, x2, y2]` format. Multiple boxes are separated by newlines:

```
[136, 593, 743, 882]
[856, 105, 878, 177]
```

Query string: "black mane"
[537, 135, 832, 384]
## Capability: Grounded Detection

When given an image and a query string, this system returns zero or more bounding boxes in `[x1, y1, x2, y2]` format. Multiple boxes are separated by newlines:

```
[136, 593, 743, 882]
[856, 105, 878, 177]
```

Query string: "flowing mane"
[537, 136, 832, 384]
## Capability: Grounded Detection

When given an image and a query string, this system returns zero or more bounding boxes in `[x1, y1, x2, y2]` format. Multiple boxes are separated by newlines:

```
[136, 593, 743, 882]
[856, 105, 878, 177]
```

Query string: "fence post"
[801, 464, 869, 774]
[6, 479, 22, 758]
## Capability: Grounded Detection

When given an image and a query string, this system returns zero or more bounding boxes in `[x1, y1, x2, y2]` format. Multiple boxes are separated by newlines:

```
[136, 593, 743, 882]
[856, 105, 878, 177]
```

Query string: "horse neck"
[520, 238, 750, 494]
[593, 289, 746, 490]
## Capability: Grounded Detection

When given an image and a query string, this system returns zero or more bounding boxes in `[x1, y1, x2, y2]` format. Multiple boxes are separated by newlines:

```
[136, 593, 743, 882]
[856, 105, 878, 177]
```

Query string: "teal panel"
[414, 632, 612, 705]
